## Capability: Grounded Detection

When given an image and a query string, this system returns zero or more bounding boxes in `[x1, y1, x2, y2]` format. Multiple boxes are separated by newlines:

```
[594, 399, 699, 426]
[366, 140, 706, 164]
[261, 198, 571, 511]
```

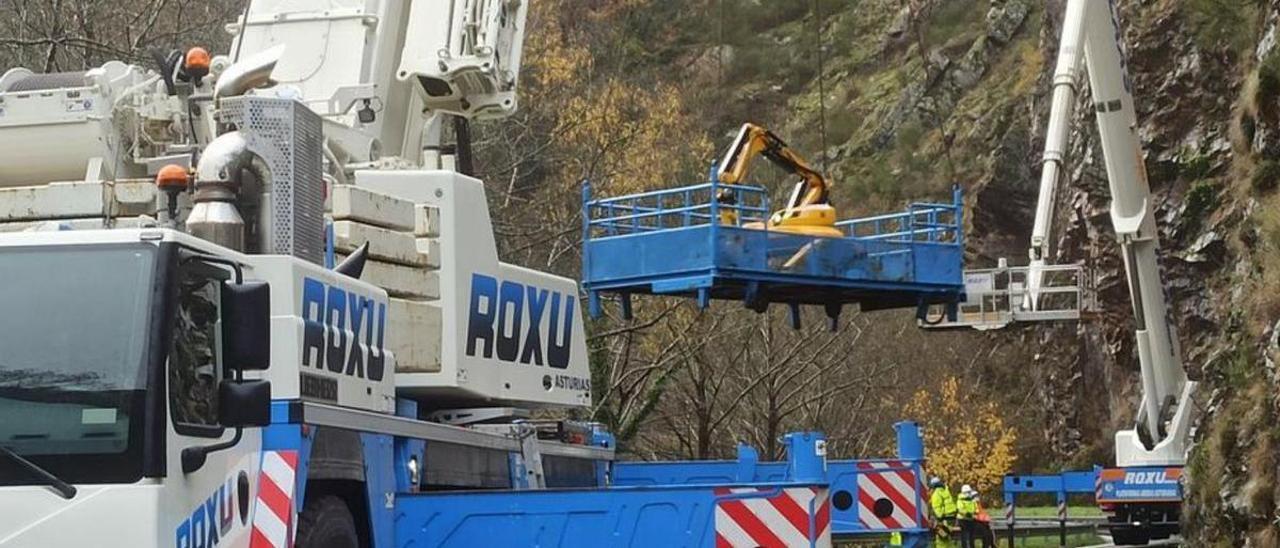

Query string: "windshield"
[0, 245, 157, 485]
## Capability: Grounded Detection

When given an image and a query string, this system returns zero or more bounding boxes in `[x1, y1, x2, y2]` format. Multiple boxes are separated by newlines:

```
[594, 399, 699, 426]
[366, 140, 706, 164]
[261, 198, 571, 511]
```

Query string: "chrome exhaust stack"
[187, 45, 325, 263]
[214, 45, 284, 100]
[188, 131, 260, 251]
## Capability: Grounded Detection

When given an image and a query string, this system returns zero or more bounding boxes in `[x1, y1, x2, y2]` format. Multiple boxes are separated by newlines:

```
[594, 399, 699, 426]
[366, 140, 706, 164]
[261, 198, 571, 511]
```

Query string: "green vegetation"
[1182, 152, 1216, 181]
[924, 0, 987, 48]
[1252, 160, 1280, 193]
[1249, 192, 1280, 323]
[1215, 346, 1259, 389]
[1186, 376, 1278, 544]
[1257, 50, 1280, 112]
[1183, 179, 1220, 234]
[841, 531, 1104, 548]
[1012, 533, 1104, 547]
[1184, 0, 1264, 53]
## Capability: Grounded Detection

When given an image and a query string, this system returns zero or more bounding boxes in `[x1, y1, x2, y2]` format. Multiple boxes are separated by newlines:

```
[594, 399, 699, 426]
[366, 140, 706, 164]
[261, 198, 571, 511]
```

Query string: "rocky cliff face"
[783, 0, 1279, 542]
[985, 0, 1280, 543]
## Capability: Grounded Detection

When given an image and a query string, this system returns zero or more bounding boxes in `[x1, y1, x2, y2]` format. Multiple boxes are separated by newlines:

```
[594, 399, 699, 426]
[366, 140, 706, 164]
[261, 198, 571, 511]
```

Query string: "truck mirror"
[222, 280, 270, 371]
[219, 380, 271, 427]
[184, 379, 272, 473]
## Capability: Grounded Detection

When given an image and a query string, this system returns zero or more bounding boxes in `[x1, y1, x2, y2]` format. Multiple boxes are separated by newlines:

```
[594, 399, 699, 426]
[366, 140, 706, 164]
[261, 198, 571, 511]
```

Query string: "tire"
[295, 495, 359, 548]
[1109, 528, 1150, 546]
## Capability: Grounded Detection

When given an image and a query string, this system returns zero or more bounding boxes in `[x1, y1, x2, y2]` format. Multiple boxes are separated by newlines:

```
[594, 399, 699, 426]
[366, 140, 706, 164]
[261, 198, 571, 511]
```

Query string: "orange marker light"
[156, 164, 189, 221]
[185, 47, 212, 80]
[156, 164, 190, 191]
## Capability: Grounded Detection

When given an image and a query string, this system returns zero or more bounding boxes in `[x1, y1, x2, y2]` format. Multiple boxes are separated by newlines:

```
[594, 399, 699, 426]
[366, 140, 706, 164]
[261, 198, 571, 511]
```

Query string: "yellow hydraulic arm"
[715, 123, 841, 237]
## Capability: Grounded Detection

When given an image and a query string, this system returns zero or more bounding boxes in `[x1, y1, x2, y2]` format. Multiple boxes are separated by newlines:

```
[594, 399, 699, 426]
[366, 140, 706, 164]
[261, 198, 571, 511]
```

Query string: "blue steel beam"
[612, 424, 931, 541]
[395, 430, 838, 547]
[1003, 469, 1101, 498]
[395, 482, 830, 547]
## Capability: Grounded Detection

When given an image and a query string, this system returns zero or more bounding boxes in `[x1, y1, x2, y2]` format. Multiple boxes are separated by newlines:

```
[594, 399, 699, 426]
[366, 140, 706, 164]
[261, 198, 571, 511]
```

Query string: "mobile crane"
[930, 0, 1195, 543]
[0, 1, 933, 547]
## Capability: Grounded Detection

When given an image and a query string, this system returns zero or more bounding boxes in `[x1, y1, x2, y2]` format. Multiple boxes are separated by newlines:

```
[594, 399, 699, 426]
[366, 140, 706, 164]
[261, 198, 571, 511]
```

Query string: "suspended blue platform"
[581, 180, 966, 327]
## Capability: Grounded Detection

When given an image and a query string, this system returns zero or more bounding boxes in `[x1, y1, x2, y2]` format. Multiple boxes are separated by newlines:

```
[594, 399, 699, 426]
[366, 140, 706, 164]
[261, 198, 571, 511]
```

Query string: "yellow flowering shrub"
[905, 376, 1018, 494]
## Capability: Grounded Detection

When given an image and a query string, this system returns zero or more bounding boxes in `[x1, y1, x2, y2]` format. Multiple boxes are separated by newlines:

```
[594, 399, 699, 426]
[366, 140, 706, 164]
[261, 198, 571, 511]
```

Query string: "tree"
[587, 303, 719, 453]
[0, 0, 242, 71]
[730, 310, 883, 460]
[474, 0, 713, 278]
[905, 375, 1018, 494]
[474, 0, 720, 455]
[628, 306, 893, 461]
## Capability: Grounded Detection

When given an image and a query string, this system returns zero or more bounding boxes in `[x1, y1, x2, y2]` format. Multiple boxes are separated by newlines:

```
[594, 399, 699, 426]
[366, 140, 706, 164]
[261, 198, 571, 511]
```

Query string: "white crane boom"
[229, 0, 527, 166]
[1030, 0, 1195, 468]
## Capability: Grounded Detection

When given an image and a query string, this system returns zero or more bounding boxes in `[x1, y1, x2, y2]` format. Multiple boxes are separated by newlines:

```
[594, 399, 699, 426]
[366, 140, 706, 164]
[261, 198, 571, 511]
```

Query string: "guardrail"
[1002, 470, 1103, 548]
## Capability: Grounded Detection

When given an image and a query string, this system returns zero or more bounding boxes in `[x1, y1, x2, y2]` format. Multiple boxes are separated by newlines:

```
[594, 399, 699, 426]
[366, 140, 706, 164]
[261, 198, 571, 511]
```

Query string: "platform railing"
[920, 263, 1093, 330]
[585, 182, 965, 247]
[582, 181, 771, 239]
[837, 186, 964, 245]
[582, 180, 968, 320]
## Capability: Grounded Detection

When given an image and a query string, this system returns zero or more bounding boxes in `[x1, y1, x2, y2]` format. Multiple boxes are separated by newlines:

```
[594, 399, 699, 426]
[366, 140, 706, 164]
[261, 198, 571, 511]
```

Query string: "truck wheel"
[295, 495, 359, 548]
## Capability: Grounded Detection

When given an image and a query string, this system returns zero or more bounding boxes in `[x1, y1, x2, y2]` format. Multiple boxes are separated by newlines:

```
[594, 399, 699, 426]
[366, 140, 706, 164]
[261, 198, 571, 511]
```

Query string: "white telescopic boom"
[1025, 0, 1088, 311]
[1082, 0, 1189, 451]
[1030, 0, 1086, 264]
[1037, 0, 1194, 466]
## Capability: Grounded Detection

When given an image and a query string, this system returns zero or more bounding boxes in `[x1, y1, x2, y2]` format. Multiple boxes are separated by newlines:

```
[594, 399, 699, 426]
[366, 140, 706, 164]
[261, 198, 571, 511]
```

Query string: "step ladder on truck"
[0, 1, 934, 547]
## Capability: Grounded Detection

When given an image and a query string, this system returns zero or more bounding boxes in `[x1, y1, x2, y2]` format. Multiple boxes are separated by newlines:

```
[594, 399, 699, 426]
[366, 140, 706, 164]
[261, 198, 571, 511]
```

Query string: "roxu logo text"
[466, 273, 573, 369]
[174, 471, 250, 548]
[1124, 471, 1172, 485]
[302, 277, 388, 381]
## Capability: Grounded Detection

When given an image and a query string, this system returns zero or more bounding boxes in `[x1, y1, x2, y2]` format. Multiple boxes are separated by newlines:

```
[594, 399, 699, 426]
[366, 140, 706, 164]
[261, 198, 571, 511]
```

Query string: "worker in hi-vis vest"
[956, 484, 978, 548]
[929, 476, 957, 548]
[887, 531, 903, 547]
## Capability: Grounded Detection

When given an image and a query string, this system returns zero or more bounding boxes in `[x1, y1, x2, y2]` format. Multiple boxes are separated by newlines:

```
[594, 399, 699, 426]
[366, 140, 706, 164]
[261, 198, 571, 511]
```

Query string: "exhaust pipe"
[188, 132, 255, 250]
[190, 44, 285, 252]
[214, 45, 284, 100]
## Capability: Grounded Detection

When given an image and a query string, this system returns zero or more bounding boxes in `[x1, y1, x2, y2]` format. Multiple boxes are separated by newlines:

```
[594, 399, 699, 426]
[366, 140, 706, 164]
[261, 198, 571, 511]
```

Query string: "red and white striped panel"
[251, 450, 299, 548]
[855, 461, 921, 530]
[714, 487, 832, 548]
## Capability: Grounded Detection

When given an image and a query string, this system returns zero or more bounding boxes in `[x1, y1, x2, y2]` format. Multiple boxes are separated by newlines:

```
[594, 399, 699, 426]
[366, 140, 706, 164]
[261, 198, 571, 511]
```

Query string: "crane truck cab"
[0, 228, 307, 546]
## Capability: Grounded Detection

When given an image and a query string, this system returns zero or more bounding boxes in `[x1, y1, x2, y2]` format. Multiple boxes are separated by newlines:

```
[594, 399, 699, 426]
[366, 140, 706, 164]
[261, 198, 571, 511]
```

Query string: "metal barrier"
[1002, 469, 1102, 548]
[584, 181, 963, 245]
[611, 422, 933, 546]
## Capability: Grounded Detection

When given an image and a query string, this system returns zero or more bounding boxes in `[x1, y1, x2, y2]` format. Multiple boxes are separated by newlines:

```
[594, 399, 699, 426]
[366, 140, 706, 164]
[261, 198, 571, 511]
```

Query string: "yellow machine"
[715, 123, 843, 238]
